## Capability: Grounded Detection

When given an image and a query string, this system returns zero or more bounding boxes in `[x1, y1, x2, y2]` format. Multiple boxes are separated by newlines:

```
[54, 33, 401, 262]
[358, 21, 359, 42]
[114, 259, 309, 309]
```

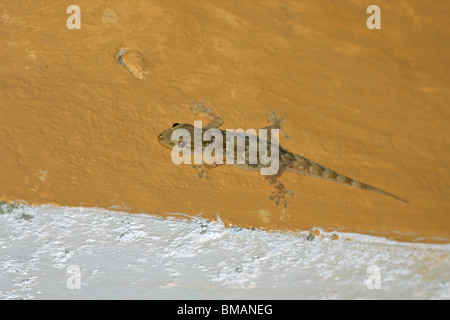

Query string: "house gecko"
[158, 101, 408, 207]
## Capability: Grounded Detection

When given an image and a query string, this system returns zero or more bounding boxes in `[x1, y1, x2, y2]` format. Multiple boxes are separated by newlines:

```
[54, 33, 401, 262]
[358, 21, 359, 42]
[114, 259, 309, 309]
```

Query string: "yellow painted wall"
[1, 0, 449, 243]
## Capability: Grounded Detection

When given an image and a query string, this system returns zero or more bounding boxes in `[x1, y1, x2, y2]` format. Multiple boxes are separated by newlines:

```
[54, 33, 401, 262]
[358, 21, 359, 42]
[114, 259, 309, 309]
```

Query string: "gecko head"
[158, 123, 195, 149]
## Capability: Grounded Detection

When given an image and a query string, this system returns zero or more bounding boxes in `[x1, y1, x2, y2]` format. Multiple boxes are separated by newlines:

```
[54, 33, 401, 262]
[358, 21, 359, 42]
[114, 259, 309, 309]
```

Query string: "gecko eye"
[172, 123, 180, 127]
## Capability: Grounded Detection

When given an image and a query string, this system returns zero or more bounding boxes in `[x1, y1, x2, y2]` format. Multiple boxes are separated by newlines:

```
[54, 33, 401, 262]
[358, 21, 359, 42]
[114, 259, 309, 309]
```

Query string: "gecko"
[158, 101, 408, 207]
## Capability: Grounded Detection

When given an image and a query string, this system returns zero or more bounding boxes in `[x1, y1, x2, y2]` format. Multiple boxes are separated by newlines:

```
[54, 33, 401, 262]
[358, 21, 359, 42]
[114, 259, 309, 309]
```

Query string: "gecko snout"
[158, 131, 172, 148]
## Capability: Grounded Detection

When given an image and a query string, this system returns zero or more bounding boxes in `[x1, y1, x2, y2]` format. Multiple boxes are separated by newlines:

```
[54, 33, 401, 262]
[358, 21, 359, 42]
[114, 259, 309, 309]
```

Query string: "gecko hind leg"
[262, 110, 290, 139]
[262, 174, 295, 208]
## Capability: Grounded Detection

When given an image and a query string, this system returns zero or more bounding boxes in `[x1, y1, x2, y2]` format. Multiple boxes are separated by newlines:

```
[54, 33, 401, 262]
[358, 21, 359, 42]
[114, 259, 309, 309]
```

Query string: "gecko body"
[158, 101, 408, 207]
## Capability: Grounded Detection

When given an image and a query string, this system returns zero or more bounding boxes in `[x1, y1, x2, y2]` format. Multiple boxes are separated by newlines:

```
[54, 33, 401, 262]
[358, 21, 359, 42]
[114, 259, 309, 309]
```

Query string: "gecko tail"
[287, 153, 409, 204]
[353, 181, 409, 204]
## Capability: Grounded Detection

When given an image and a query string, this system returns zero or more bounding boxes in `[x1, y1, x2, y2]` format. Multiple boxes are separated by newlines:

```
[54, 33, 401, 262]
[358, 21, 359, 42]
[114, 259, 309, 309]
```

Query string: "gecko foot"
[269, 186, 295, 208]
[191, 164, 210, 180]
[190, 100, 212, 115]
[265, 110, 290, 138]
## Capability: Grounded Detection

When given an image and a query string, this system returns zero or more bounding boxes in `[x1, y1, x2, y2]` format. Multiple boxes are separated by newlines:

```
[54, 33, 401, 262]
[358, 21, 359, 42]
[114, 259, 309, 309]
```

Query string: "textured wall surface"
[0, 0, 449, 243]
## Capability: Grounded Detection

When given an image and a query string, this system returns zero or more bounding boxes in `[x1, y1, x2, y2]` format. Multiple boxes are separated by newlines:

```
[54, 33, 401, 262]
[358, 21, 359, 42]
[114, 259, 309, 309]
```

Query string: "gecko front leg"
[262, 170, 295, 208]
[190, 100, 224, 129]
[192, 163, 224, 180]
[189, 100, 225, 180]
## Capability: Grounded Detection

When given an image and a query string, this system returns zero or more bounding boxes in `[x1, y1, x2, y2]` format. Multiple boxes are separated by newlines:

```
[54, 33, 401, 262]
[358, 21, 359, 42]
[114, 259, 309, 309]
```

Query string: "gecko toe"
[268, 187, 294, 208]
[191, 100, 212, 114]
[192, 164, 210, 180]
[265, 110, 290, 138]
